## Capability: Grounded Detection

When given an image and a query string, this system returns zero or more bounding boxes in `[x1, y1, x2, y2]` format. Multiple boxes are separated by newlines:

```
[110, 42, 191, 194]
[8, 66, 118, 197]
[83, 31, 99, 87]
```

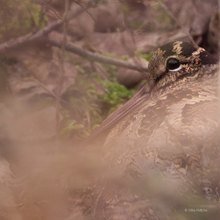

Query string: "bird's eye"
[166, 57, 181, 71]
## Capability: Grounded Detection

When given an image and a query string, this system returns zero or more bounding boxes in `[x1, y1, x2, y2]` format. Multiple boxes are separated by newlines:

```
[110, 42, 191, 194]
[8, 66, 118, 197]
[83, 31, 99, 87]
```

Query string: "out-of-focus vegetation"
[101, 80, 133, 111]
[0, 0, 45, 42]
[59, 64, 133, 138]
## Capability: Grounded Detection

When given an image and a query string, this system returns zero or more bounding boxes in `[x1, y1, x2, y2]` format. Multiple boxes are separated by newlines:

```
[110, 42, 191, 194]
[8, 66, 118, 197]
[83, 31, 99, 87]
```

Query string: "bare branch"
[0, 1, 95, 53]
[0, 20, 59, 53]
[48, 38, 148, 72]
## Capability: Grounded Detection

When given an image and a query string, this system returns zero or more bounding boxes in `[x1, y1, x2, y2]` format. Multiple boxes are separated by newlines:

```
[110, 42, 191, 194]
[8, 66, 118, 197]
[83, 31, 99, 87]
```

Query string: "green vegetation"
[101, 80, 132, 108]
[59, 62, 133, 138]
[98, 64, 133, 115]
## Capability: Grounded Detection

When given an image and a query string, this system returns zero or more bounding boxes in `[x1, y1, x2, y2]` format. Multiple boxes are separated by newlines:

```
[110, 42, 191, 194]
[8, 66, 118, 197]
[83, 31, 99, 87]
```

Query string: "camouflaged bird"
[81, 41, 220, 220]
[90, 41, 218, 138]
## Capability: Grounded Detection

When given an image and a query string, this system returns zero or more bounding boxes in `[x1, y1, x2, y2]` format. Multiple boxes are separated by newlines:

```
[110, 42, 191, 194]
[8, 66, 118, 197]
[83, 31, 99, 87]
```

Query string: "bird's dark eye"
[166, 57, 181, 71]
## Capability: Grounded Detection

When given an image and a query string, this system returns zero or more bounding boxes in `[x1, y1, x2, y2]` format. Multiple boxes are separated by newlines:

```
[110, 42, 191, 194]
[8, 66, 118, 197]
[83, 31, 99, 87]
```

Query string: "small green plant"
[101, 80, 133, 112]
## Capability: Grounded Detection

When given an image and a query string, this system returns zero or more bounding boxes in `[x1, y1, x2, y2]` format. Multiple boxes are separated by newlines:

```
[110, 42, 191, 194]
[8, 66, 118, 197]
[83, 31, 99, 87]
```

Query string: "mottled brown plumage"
[83, 41, 220, 220]
[90, 41, 217, 139]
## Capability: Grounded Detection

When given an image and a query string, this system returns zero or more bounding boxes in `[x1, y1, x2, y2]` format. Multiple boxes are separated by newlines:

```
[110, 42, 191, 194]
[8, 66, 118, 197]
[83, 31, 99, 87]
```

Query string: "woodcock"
[80, 41, 220, 220]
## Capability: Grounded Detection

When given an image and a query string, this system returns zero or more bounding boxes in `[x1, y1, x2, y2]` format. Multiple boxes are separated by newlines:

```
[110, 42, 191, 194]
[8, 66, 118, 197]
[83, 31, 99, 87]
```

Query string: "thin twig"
[32, 77, 59, 100]
[74, 0, 96, 22]
[55, 0, 70, 136]
[31, 76, 67, 105]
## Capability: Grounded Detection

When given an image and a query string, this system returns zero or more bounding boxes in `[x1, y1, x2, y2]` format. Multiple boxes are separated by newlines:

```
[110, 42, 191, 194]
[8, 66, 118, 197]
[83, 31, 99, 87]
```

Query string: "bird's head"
[148, 41, 217, 89]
